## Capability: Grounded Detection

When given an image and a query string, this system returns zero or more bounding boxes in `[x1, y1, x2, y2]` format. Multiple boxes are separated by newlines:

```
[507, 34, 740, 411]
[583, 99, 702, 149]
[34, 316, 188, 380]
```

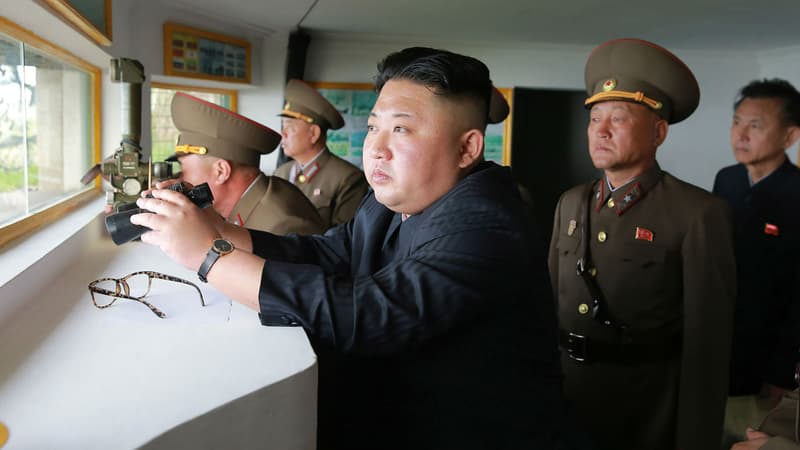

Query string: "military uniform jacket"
[549, 163, 736, 450]
[713, 159, 800, 394]
[274, 148, 368, 229]
[250, 162, 570, 450]
[226, 173, 325, 235]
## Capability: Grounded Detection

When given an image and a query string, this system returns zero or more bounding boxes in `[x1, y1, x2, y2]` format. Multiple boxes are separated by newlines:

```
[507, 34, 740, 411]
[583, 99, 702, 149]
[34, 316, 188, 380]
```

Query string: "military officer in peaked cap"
[166, 92, 325, 235]
[488, 85, 510, 124]
[548, 38, 736, 450]
[274, 79, 369, 229]
[487, 86, 537, 218]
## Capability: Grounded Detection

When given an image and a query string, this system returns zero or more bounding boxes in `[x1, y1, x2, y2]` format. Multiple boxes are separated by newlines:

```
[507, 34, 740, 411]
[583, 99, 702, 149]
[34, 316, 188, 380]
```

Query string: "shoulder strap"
[576, 181, 627, 333]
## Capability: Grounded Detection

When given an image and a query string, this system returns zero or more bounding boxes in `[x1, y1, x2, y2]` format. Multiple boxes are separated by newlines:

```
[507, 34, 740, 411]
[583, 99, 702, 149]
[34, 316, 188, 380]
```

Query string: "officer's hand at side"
[731, 428, 771, 450]
[761, 383, 791, 408]
[131, 187, 219, 272]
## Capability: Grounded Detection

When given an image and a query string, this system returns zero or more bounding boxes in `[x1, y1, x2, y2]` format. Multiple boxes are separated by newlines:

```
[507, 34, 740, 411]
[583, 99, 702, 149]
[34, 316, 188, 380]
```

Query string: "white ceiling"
[168, 0, 800, 51]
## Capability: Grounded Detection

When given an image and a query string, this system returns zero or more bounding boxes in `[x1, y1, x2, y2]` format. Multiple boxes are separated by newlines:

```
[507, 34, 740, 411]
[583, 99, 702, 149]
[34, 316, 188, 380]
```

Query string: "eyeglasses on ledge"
[87, 271, 206, 319]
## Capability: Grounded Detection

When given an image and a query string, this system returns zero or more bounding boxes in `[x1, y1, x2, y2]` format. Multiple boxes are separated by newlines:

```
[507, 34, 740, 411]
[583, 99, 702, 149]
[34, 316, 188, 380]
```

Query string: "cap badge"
[602, 78, 617, 92]
[283, 101, 291, 111]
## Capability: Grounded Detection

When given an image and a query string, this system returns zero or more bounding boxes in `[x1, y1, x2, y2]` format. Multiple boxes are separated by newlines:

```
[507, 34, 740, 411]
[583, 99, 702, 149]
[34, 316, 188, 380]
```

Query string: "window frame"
[0, 17, 102, 249]
[150, 82, 238, 111]
[149, 82, 238, 163]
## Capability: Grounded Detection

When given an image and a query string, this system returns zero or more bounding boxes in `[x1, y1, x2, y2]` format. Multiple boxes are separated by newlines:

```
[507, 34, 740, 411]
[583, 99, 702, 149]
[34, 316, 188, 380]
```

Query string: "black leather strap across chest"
[576, 181, 627, 333]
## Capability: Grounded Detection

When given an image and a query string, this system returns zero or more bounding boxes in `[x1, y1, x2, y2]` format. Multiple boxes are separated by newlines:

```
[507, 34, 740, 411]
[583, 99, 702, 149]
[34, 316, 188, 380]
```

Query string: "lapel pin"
[764, 223, 779, 236]
[635, 227, 654, 242]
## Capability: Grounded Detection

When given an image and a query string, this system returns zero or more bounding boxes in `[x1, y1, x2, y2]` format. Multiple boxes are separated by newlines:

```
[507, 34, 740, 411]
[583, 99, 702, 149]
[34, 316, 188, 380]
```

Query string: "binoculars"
[105, 183, 214, 245]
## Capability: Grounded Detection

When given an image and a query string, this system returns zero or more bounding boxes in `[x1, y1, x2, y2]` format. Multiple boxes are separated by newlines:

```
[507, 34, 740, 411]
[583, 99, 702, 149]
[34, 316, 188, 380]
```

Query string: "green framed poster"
[310, 82, 511, 168]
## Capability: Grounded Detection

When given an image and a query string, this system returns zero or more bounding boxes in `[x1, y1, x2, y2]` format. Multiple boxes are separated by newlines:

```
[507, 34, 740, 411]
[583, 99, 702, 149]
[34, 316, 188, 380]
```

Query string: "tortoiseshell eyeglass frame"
[87, 271, 206, 319]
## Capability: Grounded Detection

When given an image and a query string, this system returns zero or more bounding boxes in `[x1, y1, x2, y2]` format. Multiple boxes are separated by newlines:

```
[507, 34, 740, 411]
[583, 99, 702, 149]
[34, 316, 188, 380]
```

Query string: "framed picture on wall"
[309, 82, 377, 169]
[41, 0, 112, 46]
[163, 22, 250, 84]
[486, 87, 513, 166]
[309, 82, 513, 168]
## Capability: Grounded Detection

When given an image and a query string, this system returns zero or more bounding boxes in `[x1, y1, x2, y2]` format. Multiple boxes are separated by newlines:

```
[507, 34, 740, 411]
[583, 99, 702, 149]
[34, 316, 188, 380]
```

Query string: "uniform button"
[589, 267, 598, 277]
[578, 303, 590, 314]
[597, 231, 607, 242]
[607, 198, 615, 208]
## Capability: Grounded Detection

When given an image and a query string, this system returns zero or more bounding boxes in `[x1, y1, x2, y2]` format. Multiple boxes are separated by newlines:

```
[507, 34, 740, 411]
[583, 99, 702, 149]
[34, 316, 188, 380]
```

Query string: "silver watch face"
[213, 239, 233, 254]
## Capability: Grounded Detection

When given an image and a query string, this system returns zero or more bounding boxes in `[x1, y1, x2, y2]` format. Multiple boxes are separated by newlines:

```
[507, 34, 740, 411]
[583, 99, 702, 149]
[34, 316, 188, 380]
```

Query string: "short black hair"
[734, 78, 800, 126]
[374, 47, 492, 128]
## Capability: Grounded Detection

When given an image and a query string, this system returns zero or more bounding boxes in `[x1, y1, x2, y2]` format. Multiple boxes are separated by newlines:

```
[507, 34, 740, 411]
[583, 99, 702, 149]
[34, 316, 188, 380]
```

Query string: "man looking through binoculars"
[163, 93, 324, 236]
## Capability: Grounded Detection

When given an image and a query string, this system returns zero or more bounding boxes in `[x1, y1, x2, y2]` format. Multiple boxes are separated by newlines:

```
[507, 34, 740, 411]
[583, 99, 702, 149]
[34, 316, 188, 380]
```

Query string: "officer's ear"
[309, 124, 323, 146]
[654, 119, 669, 148]
[211, 158, 232, 185]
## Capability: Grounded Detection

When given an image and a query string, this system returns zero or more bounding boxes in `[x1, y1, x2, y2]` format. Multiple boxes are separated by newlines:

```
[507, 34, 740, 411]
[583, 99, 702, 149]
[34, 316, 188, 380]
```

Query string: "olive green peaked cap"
[488, 86, 510, 124]
[167, 92, 281, 166]
[584, 38, 700, 124]
[279, 79, 345, 130]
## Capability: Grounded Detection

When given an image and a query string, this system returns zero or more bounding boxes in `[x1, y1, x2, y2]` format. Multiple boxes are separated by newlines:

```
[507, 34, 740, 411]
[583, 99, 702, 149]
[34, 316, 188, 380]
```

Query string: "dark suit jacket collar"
[751, 156, 799, 191]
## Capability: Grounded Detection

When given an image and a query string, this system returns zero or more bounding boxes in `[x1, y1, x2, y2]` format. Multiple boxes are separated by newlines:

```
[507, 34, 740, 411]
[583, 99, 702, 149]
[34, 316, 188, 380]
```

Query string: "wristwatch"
[197, 238, 234, 282]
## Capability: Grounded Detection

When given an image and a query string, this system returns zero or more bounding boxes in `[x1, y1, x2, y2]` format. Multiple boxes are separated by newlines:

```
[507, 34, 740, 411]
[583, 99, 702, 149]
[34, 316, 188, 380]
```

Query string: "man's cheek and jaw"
[588, 129, 617, 169]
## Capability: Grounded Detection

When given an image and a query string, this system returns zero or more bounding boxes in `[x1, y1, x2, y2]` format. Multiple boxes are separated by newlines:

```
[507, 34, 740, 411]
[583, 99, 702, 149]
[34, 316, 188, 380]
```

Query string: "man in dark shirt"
[133, 47, 574, 450]
[714, 78, 800, 444]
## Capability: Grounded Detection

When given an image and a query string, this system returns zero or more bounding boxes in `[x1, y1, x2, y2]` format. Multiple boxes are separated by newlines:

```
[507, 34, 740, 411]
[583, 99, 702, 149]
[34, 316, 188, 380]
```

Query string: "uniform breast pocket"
[309, 190, 333, 209]
[310, 191, 334, 216]
[556, 233, 580, 256]
[617, 244, 666, 267]
[609, 244, 671, 313]
[555, 233, 581, 297]
[757, 229, 788, 258]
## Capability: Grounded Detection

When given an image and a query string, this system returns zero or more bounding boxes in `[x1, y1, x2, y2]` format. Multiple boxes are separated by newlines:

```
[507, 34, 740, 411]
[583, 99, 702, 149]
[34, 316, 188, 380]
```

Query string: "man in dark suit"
[165, 92, 325, 235]
[549, 38, 737, 450]
[713, 78, 800, 444]
[274, 79, 368, 229]
[132, 47, 574, 450]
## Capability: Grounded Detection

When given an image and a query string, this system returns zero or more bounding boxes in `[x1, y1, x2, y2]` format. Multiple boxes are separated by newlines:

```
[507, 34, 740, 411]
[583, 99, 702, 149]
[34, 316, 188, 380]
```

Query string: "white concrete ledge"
[0, 208, 318, 449]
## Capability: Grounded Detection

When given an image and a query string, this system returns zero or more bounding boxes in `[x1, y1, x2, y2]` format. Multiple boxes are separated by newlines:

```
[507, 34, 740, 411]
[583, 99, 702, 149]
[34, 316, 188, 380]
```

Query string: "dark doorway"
[510, 88, 599, 246]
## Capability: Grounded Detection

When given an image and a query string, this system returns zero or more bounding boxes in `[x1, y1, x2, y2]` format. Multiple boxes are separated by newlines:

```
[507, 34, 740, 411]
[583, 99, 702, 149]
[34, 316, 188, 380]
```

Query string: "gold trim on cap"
[175, 144, 208, 155]
[281, 109, 315, 124]
[585, 90, 663, 110]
